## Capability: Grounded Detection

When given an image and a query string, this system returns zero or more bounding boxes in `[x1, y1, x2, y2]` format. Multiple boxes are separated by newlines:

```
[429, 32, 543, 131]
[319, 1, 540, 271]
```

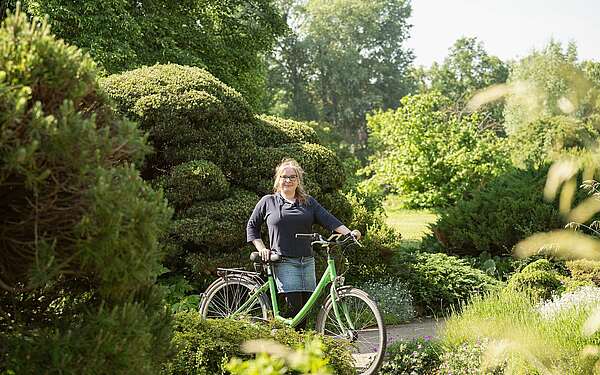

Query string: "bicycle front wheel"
[199, 277, 270, 321]
[315, 287, 386, 375]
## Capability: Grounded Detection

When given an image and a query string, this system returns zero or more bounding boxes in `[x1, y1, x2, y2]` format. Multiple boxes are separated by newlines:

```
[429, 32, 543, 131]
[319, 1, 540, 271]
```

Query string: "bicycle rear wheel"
[315, 287, 386, 375]
[199, 277, 270, 321]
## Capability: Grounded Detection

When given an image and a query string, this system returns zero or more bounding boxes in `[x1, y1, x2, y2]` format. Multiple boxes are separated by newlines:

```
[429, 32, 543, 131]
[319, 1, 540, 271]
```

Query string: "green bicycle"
[199, 233, 386, 375]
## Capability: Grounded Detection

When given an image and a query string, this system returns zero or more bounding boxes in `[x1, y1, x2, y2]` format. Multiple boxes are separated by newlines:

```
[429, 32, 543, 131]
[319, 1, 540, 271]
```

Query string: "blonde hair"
[272, 158, 309, 205]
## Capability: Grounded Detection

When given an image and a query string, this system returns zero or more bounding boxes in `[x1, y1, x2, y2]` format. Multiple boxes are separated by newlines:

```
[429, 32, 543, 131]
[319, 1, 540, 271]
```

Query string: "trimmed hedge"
[162, 313, 355, 375]
[253, 115, 319, 146]
[161, 160, 230, 207]
[101, 64, 256, 178]
[174, 188, 258, 251]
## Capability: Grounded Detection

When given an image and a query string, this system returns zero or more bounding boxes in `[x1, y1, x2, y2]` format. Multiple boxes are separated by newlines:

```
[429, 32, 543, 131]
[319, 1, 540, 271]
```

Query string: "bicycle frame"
[231, 253, 350, 330]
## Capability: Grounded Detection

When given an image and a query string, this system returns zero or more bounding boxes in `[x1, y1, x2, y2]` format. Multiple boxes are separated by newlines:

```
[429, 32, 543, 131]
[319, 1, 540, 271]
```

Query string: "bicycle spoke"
[203, 279, 268, 321]
[317, 290, 385, 375]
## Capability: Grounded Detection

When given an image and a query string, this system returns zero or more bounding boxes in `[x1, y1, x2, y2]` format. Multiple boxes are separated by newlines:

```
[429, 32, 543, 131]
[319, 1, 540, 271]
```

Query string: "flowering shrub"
[438, 340, 504, 375]
[538, 285, 600, 320]
[358, 277, 415, 324]
[380, 337, 441, 375]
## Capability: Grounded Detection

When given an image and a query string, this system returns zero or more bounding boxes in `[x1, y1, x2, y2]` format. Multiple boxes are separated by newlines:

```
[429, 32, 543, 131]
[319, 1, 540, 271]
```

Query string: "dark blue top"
[246, 193, 343, 257]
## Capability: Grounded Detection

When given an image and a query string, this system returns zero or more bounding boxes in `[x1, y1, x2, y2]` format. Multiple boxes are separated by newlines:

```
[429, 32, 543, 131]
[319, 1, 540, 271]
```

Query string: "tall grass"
[441, 288, 600, 374]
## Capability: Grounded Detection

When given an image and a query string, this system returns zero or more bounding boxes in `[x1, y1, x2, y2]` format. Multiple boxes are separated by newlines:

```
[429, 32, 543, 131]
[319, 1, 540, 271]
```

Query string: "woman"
[246, 158, 360, 329]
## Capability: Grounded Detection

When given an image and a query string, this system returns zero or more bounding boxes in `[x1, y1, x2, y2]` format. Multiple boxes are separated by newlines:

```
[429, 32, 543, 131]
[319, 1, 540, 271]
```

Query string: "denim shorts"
[273, 256, 316, 293]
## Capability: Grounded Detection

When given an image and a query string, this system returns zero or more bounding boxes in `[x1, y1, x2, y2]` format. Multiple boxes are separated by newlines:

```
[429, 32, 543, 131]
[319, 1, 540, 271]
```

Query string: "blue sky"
[406, 0, 600, 67]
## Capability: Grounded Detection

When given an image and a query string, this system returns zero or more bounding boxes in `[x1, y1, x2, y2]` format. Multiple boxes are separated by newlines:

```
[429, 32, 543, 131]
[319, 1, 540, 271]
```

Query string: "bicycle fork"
[328, 264, 356, 341]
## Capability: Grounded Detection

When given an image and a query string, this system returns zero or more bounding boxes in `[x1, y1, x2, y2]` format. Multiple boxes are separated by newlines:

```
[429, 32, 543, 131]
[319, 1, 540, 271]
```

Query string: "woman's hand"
[259, 247, 271, 262]
[350, 229, 362, 240]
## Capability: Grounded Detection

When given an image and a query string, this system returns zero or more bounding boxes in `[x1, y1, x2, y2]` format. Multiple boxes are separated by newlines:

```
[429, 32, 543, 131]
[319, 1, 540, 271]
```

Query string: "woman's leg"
[283, 291, 312, 330]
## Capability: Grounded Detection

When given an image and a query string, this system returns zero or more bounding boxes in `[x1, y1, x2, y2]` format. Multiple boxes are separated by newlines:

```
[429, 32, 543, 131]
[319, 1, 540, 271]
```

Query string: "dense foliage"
[503, 41, 599, 134]
[390, 250, 502, 314]
[506, 259, 564, 301]
[266, 0, 414, 140]
[425, 37, 509, 131]
[424, 166, 563, 257]
[0, 10, 172, 374]
[365, 92, 510, 208]
[162, 313, 355, 375]
[508, 115, 600, 169]
[101, 64, 392, 289]
[13, 0, 287, 108]
[567, 259, 600, 286]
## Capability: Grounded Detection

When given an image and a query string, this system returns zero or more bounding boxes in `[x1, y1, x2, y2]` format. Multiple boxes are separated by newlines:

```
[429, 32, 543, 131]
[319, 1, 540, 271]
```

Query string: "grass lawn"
[383, 195, 439, 241]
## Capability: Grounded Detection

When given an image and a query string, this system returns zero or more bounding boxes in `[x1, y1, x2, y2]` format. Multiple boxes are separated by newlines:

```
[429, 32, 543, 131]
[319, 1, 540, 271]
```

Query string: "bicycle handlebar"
[295, 232, 363, 248]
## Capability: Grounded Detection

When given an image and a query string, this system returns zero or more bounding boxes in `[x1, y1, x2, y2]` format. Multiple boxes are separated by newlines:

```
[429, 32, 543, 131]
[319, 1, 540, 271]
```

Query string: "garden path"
[386, 318, 445, 345]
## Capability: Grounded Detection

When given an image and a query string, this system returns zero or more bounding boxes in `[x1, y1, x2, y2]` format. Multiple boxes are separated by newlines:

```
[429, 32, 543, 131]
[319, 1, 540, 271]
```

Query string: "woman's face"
[279, 166, 299, 194]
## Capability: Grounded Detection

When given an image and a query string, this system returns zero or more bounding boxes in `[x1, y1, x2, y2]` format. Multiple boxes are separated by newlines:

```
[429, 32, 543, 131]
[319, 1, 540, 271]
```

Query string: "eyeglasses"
[280, 175, 298, 181]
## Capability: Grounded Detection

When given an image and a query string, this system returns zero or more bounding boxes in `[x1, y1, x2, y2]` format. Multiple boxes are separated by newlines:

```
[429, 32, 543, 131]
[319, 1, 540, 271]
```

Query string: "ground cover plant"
[0, 9, 173, 374]
[162, 312, 355, 375]
[380, 337, 442, 375]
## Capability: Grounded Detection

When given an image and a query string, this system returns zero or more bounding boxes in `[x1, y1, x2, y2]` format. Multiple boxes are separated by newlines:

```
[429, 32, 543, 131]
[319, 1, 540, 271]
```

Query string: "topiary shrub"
[0, 9, 172, 374]
[424, 166, 563, 257]
[101, 64, 256, 178]
[161, 313, 355, 375]
[507, 259, 564, 301]
[101, 64, 376, 291]
[253, 115, 319, 147]
[160, 160, 229, 208]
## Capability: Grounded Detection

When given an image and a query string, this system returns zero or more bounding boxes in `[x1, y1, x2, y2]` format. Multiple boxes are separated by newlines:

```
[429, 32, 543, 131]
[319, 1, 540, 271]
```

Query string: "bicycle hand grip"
[295, 233, 317, 240]
[250, 252, 281, 263]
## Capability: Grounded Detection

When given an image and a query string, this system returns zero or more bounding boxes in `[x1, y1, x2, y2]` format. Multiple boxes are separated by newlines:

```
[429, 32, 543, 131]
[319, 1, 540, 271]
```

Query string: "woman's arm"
[252, 239, 271, 262]
[247, 197, 271, 261]
[334, 225, 362, 240]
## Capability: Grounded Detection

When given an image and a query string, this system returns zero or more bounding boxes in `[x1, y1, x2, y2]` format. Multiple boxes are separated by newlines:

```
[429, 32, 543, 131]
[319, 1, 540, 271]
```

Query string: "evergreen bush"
[507, 260, 564, 301]
[161, 160, 229, 207]
[0, 9, 172, 374]
[424, 166, 563, 257]
[388, 250, 502, 314]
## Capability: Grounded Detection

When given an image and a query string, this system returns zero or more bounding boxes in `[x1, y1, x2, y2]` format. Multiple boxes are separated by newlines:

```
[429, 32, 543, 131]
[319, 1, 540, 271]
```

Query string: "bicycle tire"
[199, 277, 270, 321]
[315, 287, 386, 375]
